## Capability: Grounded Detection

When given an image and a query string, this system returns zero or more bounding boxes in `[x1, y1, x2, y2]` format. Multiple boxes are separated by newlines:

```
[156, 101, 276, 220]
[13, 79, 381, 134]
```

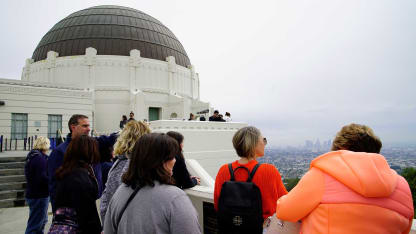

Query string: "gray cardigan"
[103, 181, 201, 234]
[100, 155, 130, 223]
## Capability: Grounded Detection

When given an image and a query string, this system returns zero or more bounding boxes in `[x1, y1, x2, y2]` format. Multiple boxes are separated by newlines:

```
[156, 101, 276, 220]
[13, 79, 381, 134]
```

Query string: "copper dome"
[32, 5, 191, 67]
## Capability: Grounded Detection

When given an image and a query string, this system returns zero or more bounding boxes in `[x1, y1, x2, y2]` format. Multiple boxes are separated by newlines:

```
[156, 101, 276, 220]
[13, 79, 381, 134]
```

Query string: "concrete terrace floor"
[0, 151, 50, 234]
[0, 205, 53, 234]
[0, 150, 28, 158]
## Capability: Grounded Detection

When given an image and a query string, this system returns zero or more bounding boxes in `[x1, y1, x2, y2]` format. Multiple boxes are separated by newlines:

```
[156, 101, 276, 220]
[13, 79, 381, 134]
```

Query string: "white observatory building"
[1, 5, 209, 135]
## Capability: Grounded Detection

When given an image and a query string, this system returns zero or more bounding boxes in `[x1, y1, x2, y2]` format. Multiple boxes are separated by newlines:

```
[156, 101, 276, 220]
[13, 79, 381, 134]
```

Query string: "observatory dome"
[32, 5, 191, 67]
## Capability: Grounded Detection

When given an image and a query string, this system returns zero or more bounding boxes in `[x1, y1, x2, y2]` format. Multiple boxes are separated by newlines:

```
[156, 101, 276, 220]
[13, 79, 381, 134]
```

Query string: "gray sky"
[1, 0, 415, 146]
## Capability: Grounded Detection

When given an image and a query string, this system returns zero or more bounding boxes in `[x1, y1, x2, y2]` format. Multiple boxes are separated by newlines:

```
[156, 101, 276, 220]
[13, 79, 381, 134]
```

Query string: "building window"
[11, 113, 28, 140]
[149, 107, 161, 121]
[48, 115, 62, 138]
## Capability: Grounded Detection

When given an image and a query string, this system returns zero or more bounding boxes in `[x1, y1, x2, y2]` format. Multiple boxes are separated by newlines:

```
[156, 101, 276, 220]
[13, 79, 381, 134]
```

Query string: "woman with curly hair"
[100, 120, 150, 223]
[276, 123, 414, 233]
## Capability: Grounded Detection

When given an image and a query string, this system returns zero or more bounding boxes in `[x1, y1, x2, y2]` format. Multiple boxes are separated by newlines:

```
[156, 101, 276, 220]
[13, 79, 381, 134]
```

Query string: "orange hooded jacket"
[276, 150, 414, 234]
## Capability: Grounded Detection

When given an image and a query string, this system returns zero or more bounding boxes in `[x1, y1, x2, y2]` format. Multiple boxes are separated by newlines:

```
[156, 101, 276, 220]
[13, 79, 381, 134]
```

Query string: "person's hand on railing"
[191, 176, 201, 185]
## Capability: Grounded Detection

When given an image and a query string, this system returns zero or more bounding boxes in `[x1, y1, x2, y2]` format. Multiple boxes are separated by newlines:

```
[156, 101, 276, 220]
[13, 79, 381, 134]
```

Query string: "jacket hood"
[26, 149, 44, 160]
[311, 150, 397, 198]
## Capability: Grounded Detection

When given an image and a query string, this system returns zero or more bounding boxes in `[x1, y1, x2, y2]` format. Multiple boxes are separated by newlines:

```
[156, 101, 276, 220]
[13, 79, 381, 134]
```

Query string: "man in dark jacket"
[47, 114, 117, 212]
[209, 110, 223, 121]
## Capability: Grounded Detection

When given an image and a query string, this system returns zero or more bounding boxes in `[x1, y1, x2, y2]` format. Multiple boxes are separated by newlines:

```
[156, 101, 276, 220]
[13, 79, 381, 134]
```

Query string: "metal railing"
[0, 135, 65, 152]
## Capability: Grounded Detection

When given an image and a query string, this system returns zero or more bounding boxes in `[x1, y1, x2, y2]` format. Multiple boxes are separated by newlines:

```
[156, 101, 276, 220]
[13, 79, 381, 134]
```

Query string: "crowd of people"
[188, 110, 232, 122]
[23, 113, 414, 234]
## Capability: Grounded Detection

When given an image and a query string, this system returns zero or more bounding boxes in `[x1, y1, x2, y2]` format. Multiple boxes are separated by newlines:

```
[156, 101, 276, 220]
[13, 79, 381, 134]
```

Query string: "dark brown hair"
[68, 114, 88, 133]
[331, 123, 382, 153]
[55, 135, 100, 179]
[122, 133, 179, 189]
[166, 131, 184, 159]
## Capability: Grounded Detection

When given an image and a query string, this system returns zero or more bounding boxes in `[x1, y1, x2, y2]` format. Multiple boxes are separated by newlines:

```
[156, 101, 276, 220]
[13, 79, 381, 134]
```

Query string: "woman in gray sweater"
[103, 133, 201, 234]
[100, 120, 150, 222]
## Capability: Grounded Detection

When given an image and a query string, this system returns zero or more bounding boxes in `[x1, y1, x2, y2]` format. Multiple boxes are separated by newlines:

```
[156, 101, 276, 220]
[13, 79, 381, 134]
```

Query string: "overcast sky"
[1, 0, 415, 146]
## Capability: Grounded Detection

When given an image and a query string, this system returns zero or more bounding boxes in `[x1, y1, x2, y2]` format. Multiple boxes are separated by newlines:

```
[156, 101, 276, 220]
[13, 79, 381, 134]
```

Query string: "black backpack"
[217, 163, 263, 234]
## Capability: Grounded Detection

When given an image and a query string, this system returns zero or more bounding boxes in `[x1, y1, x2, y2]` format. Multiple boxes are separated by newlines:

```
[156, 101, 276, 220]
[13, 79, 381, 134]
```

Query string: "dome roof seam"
[34, 38, 189, 59]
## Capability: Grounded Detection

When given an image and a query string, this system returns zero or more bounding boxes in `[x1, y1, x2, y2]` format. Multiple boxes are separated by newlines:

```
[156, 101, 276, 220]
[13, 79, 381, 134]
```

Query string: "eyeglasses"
[263, 137, 267, 145]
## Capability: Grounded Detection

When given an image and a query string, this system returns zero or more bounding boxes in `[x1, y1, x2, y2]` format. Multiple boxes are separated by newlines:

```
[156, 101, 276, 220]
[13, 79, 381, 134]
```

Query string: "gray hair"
[232, 126, 262, 158]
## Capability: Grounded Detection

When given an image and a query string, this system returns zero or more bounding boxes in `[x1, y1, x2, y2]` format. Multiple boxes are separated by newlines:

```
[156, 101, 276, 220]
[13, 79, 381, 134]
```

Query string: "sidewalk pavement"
[0, 205, 52, 234]
[0, 200, 102, 234]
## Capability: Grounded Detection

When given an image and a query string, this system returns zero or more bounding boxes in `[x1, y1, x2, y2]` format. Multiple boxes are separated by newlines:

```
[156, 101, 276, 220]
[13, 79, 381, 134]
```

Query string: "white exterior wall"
[0, 79, 93, 149]
[150, 120, 248, 179]
[22, 48, 209, 133]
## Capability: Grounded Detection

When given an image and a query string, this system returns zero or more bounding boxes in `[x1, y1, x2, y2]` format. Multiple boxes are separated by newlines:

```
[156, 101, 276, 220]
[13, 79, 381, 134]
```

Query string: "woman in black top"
[49, 135, 101, 234]
[166, 131, 200, 189]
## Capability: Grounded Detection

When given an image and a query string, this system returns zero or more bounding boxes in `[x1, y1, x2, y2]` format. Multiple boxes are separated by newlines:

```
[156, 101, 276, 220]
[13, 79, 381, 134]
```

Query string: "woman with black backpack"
[214, 126, 288, 233]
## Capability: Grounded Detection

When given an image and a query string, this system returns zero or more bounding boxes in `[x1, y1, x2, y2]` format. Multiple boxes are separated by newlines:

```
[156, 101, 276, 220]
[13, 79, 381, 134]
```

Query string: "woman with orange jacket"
[214, 126, 288, 226]
[276, 123, 414, 234]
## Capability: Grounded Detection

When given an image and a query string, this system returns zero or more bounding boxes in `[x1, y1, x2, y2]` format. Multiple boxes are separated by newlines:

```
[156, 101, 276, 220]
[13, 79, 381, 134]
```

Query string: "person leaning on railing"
[276, 123, 414, 234]
[166, 131, 201, 189]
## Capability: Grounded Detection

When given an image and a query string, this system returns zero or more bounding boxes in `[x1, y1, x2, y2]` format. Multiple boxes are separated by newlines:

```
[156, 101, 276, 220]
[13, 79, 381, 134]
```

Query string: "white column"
[129, 49, 142, 115]
[167, 56, 177, 95]
[84, 47, 97, 89]
[188, 64, 196, 99]
[21, 58, 34, 81]
[46, 51, 58, 83]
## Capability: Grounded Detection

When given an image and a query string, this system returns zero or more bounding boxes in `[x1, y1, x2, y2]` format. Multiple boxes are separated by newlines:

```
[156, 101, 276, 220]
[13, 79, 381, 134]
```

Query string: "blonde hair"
[232, 126, 261, 158]
[114, 120, 151, 156]
[33, 136, 50, 152]
[331, 123, 382, 153]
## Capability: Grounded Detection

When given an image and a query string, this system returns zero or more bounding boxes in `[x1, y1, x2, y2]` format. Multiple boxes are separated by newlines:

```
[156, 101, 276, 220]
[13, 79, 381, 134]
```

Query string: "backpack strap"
[247, 163, 261, 182]
[228, 163, 262, 182]
[116, 185, 141, 229]
[228, 163, 235, 181]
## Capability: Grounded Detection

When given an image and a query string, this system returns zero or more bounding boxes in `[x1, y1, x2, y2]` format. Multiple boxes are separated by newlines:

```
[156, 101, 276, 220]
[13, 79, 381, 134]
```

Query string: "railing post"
[0, 135, 3, 152]
[50, 138, 55, 150]
[5, 138, 7, 151]
[9, 138, 12, 151]
[31, 136, 34, 150]
[24, 138, 27, 151]
[15, 139, 17, 150]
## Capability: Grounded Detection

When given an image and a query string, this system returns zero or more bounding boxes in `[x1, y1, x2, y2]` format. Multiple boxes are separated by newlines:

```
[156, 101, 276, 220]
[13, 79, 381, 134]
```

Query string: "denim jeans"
[25, 197, 49, 234]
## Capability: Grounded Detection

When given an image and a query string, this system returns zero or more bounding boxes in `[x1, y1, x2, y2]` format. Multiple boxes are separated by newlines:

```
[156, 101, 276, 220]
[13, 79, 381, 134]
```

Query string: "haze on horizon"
[0, 0, 415, 147]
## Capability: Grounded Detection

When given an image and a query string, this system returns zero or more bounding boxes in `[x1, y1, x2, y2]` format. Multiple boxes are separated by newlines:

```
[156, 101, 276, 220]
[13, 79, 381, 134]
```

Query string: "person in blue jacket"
[47, 114, 117, 212]
[24, 136, 50, 234]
